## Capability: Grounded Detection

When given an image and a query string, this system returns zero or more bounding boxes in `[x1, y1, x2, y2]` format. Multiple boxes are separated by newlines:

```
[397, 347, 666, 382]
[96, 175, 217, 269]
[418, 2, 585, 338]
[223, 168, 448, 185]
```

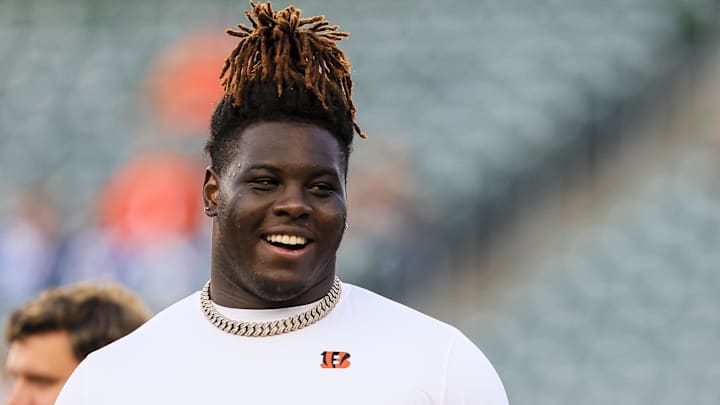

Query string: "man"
[3, 283, 149, 405]
[57, 2, 508, 403]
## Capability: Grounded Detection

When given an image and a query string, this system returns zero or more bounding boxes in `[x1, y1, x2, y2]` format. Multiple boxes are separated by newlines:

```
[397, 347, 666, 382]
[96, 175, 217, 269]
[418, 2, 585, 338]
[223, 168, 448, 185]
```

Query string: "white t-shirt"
[55, 283, 507, 404]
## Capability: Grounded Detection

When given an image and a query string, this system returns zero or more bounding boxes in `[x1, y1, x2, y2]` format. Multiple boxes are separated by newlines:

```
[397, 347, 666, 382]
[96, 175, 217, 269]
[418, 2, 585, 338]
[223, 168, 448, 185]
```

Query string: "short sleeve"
[54, 355, 89, 404]
[442, 332, 508, 405]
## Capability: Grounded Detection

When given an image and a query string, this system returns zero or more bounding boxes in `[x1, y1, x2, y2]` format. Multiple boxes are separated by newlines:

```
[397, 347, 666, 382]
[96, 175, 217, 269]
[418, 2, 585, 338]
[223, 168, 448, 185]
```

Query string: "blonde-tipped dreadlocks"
[220, 1, 365, 139]
[205, 1, 365, 174]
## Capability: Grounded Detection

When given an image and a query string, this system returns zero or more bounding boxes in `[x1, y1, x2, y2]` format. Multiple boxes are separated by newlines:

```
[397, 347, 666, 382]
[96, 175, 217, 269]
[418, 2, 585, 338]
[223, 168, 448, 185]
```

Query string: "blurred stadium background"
[1, 0, 719, 402]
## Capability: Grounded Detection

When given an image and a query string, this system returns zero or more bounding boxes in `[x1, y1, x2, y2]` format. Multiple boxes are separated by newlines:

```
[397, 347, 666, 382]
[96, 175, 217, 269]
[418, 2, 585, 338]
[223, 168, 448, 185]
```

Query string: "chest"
[102, 336, 444, 404]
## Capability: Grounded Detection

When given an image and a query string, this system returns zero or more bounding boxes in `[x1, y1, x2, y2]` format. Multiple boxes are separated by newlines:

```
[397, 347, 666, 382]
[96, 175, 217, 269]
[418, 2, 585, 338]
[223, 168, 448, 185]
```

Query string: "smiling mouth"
[264, 234, 311, 251]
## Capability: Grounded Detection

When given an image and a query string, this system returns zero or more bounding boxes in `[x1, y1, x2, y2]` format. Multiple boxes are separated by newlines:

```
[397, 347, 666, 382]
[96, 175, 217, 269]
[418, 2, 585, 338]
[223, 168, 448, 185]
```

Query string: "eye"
[308, 182, 335, 196]
[248, 178, 278, 191]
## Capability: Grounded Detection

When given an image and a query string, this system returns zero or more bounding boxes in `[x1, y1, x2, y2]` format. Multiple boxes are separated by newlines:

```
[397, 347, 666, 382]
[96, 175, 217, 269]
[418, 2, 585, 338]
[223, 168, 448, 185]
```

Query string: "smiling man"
[3, 284, 149, 405]
[56, 2, 507, 404]
[205, 121, 347, 310]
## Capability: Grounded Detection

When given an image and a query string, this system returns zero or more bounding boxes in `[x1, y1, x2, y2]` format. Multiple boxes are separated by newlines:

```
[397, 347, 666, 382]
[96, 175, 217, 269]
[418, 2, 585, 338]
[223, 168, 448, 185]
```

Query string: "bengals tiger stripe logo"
[320, 351, 351, 368]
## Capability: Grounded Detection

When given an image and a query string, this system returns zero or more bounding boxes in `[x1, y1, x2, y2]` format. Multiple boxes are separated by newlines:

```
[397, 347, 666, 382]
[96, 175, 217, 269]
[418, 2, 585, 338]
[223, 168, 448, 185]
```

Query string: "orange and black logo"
[320, 351, 351, 369]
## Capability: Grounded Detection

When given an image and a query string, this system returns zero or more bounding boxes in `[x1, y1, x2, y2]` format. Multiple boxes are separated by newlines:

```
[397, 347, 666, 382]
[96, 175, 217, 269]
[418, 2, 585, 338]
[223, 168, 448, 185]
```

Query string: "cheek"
[322, 199, 347, 235]
[224, 193, 267, 229]
[230, 207, 264, 229]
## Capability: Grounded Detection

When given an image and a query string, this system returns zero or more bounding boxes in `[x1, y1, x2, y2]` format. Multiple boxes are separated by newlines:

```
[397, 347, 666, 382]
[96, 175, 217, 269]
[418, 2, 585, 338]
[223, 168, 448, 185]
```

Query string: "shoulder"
[443, 332, 508, 404]
[340, 284, 507, 403]
[56, 293, 205, 403]
[341, 283, 463, 340]
[84, 292, 204, 362]
[127, 291, 203, 333]
[343, 283, 451, 324]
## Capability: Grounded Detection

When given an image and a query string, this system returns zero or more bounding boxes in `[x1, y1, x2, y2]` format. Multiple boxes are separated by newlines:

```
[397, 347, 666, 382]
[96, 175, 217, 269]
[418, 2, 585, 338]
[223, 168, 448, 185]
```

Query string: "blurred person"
[50, 224, 126, 297]
[3, 283, 150, 405]
[0, 189, 61, 308]
[56, 3, 507, 404]
[56, 226, 208, 311]
[56, 155, 210, 310]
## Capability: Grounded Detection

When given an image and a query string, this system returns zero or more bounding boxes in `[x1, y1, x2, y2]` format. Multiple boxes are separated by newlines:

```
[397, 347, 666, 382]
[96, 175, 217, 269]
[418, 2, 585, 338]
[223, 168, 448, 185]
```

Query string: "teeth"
[266, 234, 307, 245]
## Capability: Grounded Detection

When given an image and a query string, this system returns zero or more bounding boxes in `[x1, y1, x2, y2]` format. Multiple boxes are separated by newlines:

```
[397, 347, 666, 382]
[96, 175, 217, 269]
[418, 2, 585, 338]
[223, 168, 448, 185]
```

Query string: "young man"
[3, 283, 149, 405]
[56, 3, 508, 403]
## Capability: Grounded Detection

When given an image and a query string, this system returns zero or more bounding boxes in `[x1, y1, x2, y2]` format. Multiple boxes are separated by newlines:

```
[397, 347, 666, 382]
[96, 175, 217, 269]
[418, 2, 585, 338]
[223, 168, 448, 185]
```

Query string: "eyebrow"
[7, 369, 61, 382]
[242, 164, 280, 173]
[26, 373, 60, 382]
[242, 163, 341, 178]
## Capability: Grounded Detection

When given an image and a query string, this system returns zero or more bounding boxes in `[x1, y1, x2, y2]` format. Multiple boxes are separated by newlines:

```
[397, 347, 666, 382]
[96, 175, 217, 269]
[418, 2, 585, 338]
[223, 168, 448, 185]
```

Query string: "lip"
[261, 238, 313, 259]
[260, 227, 316, 243]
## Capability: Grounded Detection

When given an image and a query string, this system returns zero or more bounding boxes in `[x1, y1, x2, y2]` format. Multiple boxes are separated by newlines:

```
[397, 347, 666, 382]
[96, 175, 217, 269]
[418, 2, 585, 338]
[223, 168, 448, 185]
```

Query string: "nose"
[272, 184, 312, 219]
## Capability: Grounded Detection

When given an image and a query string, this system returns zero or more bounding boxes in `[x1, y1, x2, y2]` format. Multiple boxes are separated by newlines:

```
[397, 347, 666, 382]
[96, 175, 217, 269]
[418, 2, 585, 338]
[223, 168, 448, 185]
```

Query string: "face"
[204, 121, 347, 308]
[5, 331, 79, 405]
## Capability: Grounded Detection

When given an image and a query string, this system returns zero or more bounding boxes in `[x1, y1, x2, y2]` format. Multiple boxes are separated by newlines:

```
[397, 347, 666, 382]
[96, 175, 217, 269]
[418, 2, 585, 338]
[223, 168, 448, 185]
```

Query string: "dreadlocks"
[206, 1, 365, 174]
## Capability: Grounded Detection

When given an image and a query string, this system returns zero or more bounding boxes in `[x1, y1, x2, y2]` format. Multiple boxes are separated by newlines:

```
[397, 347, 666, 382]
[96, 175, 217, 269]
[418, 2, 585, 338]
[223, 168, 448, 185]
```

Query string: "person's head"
[202, 2, 365, 309]
[4, 284, 150, 405]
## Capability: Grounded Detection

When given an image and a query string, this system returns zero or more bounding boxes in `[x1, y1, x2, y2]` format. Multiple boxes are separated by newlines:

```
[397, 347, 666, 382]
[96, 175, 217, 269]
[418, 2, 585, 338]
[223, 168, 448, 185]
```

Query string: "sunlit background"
[1, 0, 720, 403]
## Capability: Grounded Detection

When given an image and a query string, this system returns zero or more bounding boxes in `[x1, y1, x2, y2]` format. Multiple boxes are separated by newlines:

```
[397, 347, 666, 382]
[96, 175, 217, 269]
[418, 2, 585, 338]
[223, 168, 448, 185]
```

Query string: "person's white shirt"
[56, 283, 507, 404]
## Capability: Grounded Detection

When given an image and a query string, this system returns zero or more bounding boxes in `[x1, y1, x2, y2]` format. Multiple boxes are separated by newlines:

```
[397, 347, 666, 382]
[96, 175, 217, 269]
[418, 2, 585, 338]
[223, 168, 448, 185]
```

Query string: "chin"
[252, 271, 311, 303]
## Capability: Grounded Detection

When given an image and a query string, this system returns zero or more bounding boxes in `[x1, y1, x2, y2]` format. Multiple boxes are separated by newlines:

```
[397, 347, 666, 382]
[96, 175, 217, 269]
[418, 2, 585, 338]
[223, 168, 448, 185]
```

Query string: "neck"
[209, 251, 336, 309]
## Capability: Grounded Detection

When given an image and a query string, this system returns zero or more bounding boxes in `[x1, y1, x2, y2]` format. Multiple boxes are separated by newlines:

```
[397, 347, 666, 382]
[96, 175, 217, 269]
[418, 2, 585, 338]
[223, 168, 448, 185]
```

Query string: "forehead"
[232, 122, 345, 171]
[6, 331, 78, 376]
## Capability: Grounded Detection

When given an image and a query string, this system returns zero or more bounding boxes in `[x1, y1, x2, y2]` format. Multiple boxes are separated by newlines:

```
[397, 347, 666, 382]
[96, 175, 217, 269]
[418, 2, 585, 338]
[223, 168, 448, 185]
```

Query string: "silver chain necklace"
[200, 277, 342, 337]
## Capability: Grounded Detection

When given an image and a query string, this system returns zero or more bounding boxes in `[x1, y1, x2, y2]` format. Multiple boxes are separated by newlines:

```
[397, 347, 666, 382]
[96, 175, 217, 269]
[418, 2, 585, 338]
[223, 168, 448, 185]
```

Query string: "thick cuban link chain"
[200, 277, 341, 337]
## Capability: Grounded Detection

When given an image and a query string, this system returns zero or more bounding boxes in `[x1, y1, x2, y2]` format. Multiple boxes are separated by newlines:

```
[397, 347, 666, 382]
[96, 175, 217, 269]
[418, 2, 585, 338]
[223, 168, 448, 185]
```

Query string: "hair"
[205, 1, 365, 174]
[5, 283, 151, 361]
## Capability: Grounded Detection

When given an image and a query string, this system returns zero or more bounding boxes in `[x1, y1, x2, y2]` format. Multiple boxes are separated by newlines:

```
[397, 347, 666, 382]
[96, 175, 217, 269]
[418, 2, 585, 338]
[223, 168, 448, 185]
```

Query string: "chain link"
[200, 277, 341, 337]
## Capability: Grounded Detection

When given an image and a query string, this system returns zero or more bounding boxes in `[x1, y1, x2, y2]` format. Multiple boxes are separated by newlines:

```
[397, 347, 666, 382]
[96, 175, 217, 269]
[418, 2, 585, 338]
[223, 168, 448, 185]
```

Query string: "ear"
[203, 166, 220, 217]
